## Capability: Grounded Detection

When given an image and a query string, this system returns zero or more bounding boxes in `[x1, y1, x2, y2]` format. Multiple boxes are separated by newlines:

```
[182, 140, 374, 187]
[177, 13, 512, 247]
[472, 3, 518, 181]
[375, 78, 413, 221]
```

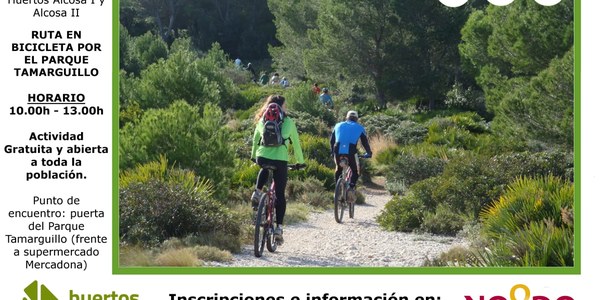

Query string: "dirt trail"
[215, 181, 466, 267]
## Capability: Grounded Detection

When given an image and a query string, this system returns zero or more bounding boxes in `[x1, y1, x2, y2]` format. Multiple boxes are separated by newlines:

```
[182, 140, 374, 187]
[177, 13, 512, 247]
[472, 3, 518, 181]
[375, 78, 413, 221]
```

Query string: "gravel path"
[216, 183, 467, 267]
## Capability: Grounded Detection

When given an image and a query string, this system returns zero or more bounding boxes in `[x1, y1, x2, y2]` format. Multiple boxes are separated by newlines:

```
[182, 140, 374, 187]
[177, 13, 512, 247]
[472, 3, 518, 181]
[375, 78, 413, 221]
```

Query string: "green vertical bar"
[573, 0, 581, 274]
[112, 0, 121, 274]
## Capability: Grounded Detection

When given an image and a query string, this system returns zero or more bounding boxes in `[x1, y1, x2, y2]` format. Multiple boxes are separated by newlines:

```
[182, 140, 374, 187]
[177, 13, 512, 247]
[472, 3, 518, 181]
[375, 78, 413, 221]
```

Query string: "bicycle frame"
[335, 154, 364, 223]
[253, 163, 304, 257]
[340, 154, 358, 192]
[265, 179, 276, 229]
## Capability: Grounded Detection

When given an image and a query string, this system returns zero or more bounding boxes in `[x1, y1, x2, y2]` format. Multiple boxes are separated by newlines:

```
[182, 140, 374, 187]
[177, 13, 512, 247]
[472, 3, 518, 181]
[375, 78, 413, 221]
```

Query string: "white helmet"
[346, 110, 359, 120]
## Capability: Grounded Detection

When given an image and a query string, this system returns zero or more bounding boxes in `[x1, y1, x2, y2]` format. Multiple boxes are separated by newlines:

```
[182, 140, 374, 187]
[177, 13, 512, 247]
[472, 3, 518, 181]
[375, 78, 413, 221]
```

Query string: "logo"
[23, 280, 59, 300]
[465, 284, 574, 300]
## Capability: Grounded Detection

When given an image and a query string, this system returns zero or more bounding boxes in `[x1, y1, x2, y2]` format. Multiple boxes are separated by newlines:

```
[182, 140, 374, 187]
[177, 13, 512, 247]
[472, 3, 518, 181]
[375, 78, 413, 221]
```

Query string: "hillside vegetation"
[118, 0, 574, 267]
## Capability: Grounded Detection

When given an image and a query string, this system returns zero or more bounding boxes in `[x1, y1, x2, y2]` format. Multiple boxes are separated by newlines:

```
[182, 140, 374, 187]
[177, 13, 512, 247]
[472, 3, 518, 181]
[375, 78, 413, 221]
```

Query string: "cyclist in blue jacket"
[319, 88, 334, 109]
[330, 110, 372, 198]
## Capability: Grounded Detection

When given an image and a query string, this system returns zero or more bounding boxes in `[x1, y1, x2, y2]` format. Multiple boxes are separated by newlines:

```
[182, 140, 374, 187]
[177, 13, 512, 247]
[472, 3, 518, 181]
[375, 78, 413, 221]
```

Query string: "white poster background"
[0, 0, 595, 299]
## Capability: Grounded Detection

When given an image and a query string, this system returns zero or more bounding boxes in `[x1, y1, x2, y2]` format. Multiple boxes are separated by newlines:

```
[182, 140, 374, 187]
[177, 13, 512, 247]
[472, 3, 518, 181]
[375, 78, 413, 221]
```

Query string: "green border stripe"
[113, 0, 121, 274]
[112, 0, 581, 275]
[573, 0, 581, 274]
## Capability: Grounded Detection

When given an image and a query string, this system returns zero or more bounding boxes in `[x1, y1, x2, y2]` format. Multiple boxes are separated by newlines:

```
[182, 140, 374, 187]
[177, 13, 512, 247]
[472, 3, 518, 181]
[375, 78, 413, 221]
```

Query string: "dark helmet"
[323, 88, 329, 93]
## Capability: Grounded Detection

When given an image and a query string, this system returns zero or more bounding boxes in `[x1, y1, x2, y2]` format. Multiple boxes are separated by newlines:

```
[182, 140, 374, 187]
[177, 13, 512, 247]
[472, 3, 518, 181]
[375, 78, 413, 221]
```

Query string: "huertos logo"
[23, 280, 58, 300]
[69, 291, 139, 300]
[22, 280, 140, 300]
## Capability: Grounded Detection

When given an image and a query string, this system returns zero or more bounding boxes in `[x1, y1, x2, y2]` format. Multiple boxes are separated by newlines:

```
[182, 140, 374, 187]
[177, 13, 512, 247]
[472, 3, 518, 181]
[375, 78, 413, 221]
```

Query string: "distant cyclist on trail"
[251, 95, 305, 244]
[270, 72, 280, 85]
[330, 110, 372, 201]
[245, 62, 257, 83]
[259, 72, 269, 85]
[280, 77, 290, 88]
[312, 83, 321, 94]
[319, 88, 334, 109]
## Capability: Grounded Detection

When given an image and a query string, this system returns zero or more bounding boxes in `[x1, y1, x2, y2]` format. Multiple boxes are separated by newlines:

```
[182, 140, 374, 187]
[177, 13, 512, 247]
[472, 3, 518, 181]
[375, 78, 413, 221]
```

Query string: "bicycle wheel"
[266, 198, 278, 252]
[334, 178, 346, 223]
[253, 194, 268, 257]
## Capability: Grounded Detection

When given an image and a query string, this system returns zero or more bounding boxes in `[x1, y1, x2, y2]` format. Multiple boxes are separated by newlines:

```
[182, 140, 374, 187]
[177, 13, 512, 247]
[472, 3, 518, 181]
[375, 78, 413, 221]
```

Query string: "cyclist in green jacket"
[251, 94, 305, 243]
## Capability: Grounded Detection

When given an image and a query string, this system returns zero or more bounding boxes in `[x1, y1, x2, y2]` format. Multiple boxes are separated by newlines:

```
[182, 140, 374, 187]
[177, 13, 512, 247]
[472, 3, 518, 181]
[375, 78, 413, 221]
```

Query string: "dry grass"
[119, 245, 154, 267]
[154, 248, 201, 267]
[193, 245, 233, 262]
[284, 202, 312, 223]
[120, 241, 236, 267]
[368, 134, 396, 160]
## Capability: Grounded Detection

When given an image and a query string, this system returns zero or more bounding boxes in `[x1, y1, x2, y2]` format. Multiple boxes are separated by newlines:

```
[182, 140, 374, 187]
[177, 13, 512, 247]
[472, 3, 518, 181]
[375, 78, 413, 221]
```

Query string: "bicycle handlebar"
[358, 154, 372, 159]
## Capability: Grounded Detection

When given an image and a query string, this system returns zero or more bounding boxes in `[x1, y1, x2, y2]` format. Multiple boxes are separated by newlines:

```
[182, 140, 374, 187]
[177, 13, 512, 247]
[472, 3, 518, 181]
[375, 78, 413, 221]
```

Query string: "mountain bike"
[334, 154, 368, 223]
[254, 163, 305, 258]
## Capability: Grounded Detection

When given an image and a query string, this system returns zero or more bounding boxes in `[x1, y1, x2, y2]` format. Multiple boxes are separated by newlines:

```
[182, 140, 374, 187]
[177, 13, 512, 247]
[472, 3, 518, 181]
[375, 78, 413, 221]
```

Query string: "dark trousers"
[256, 157, 288, 225]
[334, 153, 359, 187]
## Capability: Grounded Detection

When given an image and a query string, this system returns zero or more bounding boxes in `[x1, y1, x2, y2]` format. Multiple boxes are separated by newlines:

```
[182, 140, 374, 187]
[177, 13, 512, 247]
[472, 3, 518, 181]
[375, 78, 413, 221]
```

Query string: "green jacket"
[251, 117, 305, 164]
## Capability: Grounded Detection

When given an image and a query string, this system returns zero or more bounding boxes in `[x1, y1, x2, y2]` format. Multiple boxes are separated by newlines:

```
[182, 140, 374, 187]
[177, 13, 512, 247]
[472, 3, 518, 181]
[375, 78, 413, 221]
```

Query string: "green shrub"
[128, 38, 239, 111]
[444, 82, 486, 114]
[385, 153, 446, 188]
[119, 180, 241, 249]
[361, 111, 429, 145]
[283, 82, 337, 127]
[349, 98, 378, 116]
[411, 107, 465, 123]
[426, 123, 479, 150]
[377, 194, 424, 232]
[481, 176, 573, 240]
[489, 150, 574, 182]
[354, 189, 366, 205]
[376, 143, 453, 167]
[432, 153, 503, 219]
[300, 134, 335, 168]
[285, 176, 331, 209]
[424, 113, 491, 150]
[119, 155, 208, 191]
[387, 121, 429, 145]
[291, 111, 333, 137]
[384, 179, 407, 196]
[299, 191, 331, 209]
[361, 113, 409, 136]
[476, 176, 574, 266]
[285, 178, 305, 202]
[239, 84, 282, 107]
[289, 159, 336, 190]
[230, 160, 260, 189]
[123, 31, 169, 75]
[449, 112, 489, 134]
[374, 145, 402, 166]
[286, 177, 326, 202]
[119, 101, 235, 200]
[119, 71, 143, 127]
[358, 158, 374, 184]
[408, 177, 442, 211]
[421, 204, 467, 236]
[284, 202, 311, 224]
[405, 150, 573, 223]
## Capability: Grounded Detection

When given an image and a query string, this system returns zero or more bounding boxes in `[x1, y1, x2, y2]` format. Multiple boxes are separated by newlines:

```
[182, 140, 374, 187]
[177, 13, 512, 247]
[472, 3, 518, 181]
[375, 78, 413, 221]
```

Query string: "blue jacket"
[319, 93, 333, 108]
[330, 120, 372, 155]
